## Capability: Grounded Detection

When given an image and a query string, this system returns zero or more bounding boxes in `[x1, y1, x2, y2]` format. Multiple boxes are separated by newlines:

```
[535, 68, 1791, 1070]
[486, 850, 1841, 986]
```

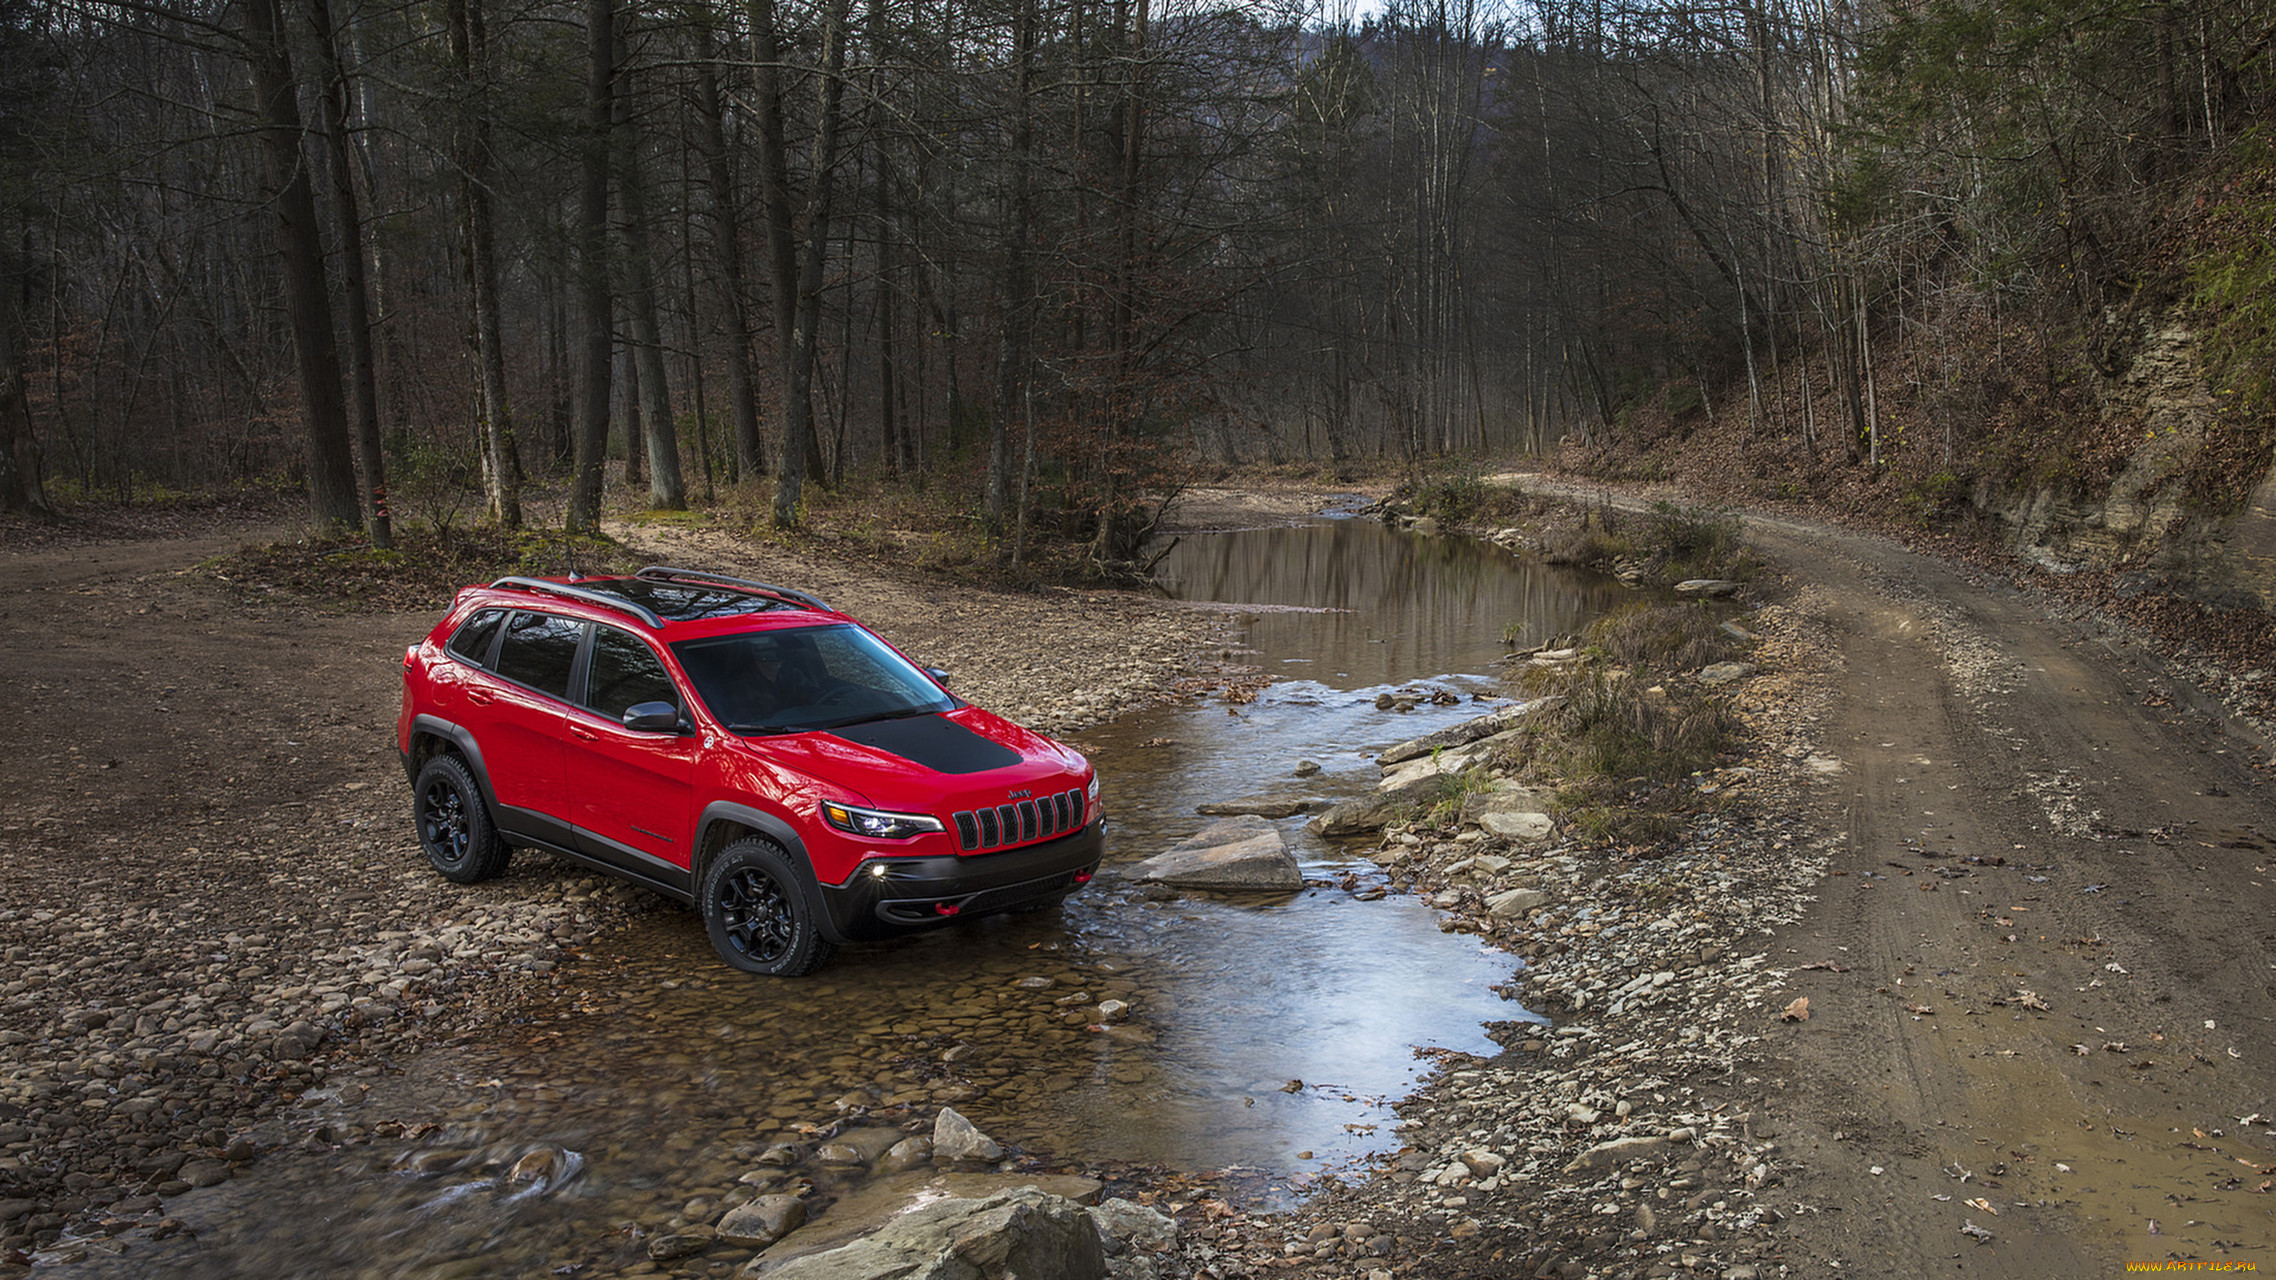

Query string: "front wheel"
[413, 754, 510, 884]
[700, 838, 834, 977]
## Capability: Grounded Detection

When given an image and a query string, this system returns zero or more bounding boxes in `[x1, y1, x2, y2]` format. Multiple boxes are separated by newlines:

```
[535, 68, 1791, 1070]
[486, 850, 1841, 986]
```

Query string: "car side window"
[494, 611, 583, 699]
[585, 626, 678, 721]
[446, 608, 505, 668]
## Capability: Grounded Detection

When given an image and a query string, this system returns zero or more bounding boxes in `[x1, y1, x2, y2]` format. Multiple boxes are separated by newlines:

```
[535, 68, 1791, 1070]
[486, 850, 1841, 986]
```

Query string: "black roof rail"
[635, 565, 832, 613]
[488, 576, 664, 628]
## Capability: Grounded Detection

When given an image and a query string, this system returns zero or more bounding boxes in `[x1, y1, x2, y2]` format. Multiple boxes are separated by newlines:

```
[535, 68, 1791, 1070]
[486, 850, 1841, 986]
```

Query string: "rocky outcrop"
[1124, 815, 1302, 890]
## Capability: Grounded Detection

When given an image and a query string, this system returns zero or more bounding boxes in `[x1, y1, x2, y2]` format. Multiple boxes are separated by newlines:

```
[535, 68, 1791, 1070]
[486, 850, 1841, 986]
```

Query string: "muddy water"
[64, 518, 1624, 1277]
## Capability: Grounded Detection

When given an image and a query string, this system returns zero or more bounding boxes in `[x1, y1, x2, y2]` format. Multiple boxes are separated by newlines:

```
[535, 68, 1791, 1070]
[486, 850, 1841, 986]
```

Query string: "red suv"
[396, 567, 1102, 975]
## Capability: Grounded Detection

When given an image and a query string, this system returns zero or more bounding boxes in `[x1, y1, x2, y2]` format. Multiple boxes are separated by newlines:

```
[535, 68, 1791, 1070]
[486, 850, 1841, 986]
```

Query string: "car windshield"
[671, 624, 953, 734]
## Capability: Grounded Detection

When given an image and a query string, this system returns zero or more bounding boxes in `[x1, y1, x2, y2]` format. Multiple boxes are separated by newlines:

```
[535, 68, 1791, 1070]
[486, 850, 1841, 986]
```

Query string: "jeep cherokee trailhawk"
[396, 566, 1102, 975]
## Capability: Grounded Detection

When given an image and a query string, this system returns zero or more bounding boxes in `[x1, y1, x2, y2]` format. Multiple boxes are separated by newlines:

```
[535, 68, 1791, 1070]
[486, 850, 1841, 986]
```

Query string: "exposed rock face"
[1377, 700, 1557, 766]
[747, 1187, 1107, 1280]
[1123, 815, 1302, 890]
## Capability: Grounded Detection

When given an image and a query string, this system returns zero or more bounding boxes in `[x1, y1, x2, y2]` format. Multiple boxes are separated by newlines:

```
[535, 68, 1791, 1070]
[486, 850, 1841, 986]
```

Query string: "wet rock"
[1377, 701, 1558, 766]
[0, 1199, 33, 1222]
[748, 1187, 1105, 1280]
[1095, 1000, 1129, 1023]
[717, 1194, 807, 1248]
[1194, 797, 1313, 819]
[1292, 760, 1321, 777]
[932, 1108, 1004, 1163]
[1311, 779, 1438, 836]
[877, 1137, 932, 1175]
[815, 1143, 865, 1167]
[1124, 816, 1300, 891]
[178, 1160, 231, 1189]
[648, 1227, 715, 1261]
[1089, 1198, 1176, 1255]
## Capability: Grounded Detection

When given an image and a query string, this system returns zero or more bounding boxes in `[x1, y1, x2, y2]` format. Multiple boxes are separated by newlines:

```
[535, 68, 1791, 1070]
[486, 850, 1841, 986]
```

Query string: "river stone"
[179, 1160, 231, 1188]
[718, 1194, 807, 1248]
[746, 1187, 1106, 1280]
[1293, 760, 1321, 777]
[1377, 700, 1561, 766]
[1674, 579, 1742, 597]
[1090, 1198, 1177, 1254]
[1123, 816, 1300, 891]
[933, 1107, 1004, 1162]
[1698, 661, 1756, 686]
[877, 1137, 932, 1174]
[816, 1143, 865, 1166]
[1194, 797, 1313, 819]
[1479, 812, 1554, 843]
[1486, 887, 1547, 918]
[1310, 778, 1438, 837]
[648, 1228, 715, 1261]
[1563, 1134, 1670, 1174]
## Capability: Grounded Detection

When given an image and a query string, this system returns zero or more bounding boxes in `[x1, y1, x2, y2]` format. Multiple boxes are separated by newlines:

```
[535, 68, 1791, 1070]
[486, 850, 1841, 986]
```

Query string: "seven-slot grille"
[952, 788, 1085, 852]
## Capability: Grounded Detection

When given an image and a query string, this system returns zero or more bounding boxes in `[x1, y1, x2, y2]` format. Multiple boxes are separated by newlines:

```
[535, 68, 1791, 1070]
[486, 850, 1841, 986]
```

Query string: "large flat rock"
[746, 1185, 1106, 1279]
[1123, 815, 1301, 890]
[1377, 697, 1564, 766]
[745, 1173, 1107, 1274]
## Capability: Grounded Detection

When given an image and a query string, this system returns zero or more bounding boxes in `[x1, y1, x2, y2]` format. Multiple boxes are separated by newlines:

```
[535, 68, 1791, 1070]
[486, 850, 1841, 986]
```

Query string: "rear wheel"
[413, 754, 510, 883]
[701, 838, 834, 976]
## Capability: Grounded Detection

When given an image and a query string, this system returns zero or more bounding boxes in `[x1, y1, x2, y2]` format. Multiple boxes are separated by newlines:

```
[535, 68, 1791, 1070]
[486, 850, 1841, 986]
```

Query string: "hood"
[734, 706, 1087, 810]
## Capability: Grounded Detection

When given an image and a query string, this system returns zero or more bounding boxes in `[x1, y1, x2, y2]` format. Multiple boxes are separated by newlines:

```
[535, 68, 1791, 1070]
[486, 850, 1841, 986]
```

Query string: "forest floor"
[1, 481, 2272, 1279]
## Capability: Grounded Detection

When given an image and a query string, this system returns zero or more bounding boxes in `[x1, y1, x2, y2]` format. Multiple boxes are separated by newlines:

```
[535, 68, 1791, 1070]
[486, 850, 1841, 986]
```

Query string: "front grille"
[953, 788, 1085, 852]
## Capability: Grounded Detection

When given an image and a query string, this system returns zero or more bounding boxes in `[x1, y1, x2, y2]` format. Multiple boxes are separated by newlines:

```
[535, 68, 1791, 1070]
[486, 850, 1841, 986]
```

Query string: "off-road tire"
[413, 753, 511, 884]
[701, 837, 835, 976]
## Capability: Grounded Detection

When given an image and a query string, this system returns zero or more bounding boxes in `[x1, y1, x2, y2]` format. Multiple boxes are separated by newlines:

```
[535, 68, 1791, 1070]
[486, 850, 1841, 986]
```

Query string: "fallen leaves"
[1781, 996, 1811, 1022]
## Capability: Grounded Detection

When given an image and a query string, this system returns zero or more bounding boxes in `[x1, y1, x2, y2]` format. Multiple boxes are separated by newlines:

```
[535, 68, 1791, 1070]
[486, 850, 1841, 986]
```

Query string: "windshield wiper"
[810, 706, 941, 732]
[726, 722, 801, 735]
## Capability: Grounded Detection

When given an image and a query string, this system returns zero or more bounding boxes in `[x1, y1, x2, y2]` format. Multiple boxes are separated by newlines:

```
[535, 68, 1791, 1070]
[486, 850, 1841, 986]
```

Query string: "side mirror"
[622, 701, 684, 733]
[924, 667, 952, 686]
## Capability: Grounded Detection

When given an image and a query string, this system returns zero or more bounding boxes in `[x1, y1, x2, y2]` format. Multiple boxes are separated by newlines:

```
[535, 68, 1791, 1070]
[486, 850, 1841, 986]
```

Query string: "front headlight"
[1086, 773, 1102, 818]
[820, 801, 945, 841]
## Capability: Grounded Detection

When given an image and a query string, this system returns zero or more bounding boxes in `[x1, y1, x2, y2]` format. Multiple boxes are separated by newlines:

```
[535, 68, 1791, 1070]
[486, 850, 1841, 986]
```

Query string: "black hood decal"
[827, 714, 1023, 775]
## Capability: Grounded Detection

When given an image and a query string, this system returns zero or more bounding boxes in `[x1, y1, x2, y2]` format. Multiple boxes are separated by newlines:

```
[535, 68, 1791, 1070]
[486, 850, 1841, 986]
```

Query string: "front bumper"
[815, 819, 1104, 942]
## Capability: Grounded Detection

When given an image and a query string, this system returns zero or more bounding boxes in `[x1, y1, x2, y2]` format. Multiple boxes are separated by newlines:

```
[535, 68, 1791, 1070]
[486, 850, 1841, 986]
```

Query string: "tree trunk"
[769, 0, 852, 528]
[305, 0, 392, 546]
[444, 0, 520, 529]
[692, 21, 766, 480]
[988, 0, 1036, 537]
[0, 278, 48, 514]
[243, 0, 363, 535]
[565, 0, 614, 533]
[617, 97, 686, 509]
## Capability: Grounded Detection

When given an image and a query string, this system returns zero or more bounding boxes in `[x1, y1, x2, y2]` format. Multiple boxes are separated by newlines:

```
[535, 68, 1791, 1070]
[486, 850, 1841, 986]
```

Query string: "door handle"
[570, 726, 597, 741]
[467, 690, 495, 705]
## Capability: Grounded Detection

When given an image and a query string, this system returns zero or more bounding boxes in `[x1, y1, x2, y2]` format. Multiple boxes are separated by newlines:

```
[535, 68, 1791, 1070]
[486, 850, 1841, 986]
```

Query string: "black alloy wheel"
[412, 754, 510, 883]
[701, 837, 834, 976]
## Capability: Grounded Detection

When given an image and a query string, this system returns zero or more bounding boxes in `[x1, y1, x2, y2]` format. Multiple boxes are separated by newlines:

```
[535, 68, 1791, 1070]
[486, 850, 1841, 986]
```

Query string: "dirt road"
[1718, 515, 2276, 1274]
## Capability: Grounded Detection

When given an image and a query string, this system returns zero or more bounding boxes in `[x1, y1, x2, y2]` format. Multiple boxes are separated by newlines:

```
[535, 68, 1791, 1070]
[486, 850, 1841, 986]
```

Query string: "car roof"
[471, 567, 844, 636]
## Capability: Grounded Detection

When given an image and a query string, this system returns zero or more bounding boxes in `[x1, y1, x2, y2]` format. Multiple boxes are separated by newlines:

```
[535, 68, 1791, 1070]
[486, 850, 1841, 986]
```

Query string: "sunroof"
[590, 579, 793, 622]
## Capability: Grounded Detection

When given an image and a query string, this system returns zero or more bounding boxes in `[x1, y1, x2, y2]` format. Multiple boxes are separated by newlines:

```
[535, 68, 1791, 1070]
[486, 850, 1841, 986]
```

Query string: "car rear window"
[495, 611, 583, 698]
[446, 609, 505, 667]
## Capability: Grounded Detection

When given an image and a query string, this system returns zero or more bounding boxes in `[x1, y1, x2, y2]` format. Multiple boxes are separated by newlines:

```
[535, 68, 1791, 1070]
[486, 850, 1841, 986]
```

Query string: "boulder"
[933, 1108, 1005, 1163]
[1123, 816, 1300, 891]
[747, 1187, 1107, 1280]
[1562, 1134, 1670, 1174]
[1479, 812, 1554, 842]
[1697, 662, 1756, 686]
[1674, 579, 1743, 597]
[719, 1194, 809, 1249]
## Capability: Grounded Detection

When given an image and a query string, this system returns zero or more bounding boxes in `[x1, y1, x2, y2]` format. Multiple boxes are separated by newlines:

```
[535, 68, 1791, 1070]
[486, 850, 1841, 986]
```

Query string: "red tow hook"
[1073, 870, 1093, 884]
[934, 902, 961, 916]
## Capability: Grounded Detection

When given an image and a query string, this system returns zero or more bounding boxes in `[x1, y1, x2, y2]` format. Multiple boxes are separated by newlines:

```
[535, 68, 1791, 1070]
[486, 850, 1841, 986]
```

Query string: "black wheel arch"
[694, 801, 846, 944]
[405, 714, 501, 818]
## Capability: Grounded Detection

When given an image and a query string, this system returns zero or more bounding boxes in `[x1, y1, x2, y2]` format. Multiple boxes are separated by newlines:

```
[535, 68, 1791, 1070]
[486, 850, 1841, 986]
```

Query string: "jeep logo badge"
[1007, 788, 1033, 799]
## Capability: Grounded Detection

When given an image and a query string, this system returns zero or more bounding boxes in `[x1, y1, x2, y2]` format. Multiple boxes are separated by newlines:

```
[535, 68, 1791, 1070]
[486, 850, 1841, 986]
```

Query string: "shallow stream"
[63, 515, 1625, 1277]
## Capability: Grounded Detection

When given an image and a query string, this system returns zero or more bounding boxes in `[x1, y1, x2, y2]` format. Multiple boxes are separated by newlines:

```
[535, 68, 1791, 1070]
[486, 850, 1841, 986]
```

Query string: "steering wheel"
[814, 684, 864, 709]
